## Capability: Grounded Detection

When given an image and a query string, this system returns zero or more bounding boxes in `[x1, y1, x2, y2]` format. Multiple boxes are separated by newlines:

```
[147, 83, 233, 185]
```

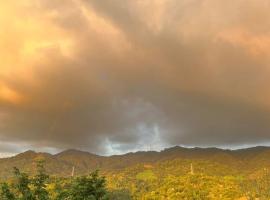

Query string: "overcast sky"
[1, 0, 270, 156]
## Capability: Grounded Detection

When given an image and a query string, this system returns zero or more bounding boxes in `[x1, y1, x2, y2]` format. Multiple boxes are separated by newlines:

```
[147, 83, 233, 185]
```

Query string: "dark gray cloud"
[0, 0, 270, 155]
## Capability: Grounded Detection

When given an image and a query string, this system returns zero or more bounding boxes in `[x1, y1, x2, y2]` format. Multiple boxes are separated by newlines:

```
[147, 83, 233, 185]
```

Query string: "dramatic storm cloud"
[1, 0, 270, 155]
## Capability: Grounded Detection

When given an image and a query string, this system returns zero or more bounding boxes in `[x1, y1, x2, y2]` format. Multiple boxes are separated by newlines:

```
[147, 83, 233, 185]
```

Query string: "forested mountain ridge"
[0, 146, 269, 178]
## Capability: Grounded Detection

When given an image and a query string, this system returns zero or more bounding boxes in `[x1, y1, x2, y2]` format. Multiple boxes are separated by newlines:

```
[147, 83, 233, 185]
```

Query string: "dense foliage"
[1, 157, 270, 199]
[0, 161, 109, 200]
[105, 160, 270, 200]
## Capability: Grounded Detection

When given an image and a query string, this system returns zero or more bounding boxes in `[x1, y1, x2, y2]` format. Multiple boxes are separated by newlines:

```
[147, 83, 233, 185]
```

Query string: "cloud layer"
[1, 0, 270, 154]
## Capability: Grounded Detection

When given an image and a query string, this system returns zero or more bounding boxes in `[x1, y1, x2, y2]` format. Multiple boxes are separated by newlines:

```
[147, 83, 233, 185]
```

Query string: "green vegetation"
[0, 162, 109, 200]
[2, 160, 270, 200]
[2, 147, 270, 199]
[105, 160, 270, 199]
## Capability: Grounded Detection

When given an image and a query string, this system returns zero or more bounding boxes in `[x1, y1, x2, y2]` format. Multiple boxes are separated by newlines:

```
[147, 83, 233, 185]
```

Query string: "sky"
[1, 0, 270, 156]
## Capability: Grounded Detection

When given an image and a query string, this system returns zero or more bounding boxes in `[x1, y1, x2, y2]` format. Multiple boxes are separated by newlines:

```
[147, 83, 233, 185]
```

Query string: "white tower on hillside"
[71, 166, 75, 177]
[190, 163, 194, 175]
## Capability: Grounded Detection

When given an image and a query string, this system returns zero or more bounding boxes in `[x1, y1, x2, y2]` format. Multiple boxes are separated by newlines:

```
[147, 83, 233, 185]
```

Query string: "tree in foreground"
[69, 170, 108, 200]
[0, 162, 109, 200]
[13, 167, 35, 200]
[32, 160, 49, 200]
[0, 182, 15, 200]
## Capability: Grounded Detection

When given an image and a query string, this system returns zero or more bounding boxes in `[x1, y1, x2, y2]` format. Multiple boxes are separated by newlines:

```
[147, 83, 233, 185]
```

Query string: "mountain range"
[0, 146, 270, 178]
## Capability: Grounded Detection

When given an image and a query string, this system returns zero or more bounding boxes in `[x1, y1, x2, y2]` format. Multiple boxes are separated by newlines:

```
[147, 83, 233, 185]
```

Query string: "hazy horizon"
[1, 144, 270, 159]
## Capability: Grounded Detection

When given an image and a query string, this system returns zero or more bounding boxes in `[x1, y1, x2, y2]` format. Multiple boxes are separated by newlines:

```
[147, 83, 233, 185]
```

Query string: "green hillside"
[1, 146, 270, 199]
[0, 146, 270, 177]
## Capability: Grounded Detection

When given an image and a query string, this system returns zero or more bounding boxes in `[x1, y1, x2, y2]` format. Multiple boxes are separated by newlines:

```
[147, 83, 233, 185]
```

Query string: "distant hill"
[0, 146, 270, 178]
